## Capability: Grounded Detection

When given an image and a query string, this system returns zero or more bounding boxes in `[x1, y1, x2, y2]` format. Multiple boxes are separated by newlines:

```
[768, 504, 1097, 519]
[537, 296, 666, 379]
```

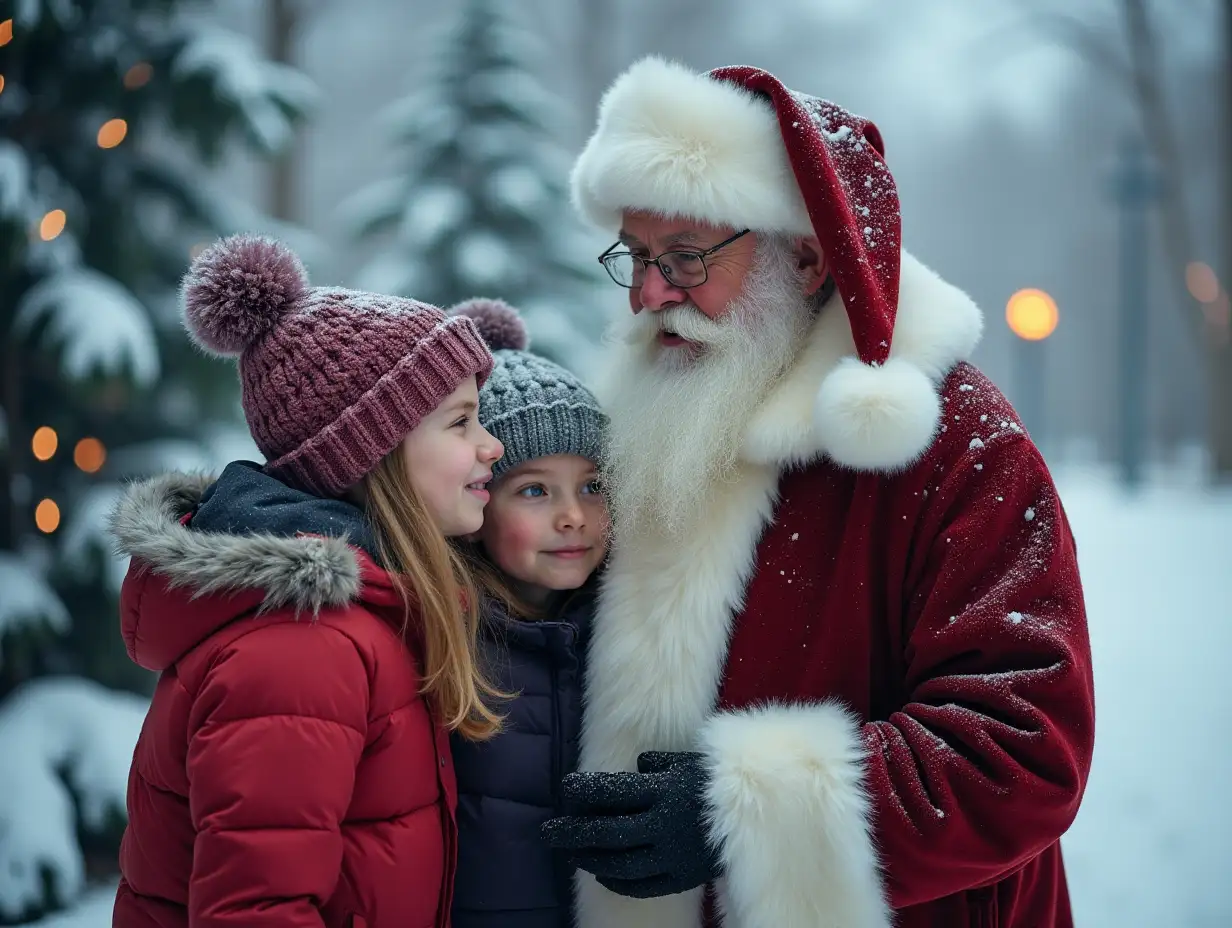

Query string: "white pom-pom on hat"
[813, 356, 940, 471]
[182, 234, 309, 357]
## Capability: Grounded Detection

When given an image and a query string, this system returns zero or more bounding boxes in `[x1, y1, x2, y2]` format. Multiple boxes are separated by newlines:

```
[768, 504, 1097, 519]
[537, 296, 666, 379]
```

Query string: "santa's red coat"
[575, 253, 1095, 928]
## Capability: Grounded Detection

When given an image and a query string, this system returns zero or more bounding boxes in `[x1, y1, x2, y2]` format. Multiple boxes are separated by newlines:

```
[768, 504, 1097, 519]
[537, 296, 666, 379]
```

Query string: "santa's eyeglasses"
[598, 229, 751, 289]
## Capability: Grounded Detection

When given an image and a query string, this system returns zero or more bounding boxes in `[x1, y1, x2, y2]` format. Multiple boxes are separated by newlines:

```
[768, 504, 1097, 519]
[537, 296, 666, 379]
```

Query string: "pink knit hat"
[182, 235, 494, 496]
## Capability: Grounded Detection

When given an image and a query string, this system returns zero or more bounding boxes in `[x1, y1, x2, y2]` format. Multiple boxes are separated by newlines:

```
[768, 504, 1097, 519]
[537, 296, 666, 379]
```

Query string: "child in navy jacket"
[447, 300, 608, 928]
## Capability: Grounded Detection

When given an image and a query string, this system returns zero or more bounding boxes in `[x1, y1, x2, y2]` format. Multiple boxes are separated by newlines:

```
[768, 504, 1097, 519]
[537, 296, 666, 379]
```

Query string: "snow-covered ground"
[28, 888, 116, 928]
[11, 467, 1231, 925]
[1057, 466, 1232, 927]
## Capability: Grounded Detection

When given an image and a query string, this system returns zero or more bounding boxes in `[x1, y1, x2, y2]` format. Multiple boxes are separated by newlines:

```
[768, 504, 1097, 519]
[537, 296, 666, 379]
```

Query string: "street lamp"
[1006, 288, 1059, 451]
[1110, 135, 1158, 489]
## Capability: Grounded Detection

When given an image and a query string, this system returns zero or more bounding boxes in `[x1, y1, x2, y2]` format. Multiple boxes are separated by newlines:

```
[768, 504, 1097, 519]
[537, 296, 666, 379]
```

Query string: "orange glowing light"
[1006, 288, 1059, 342]
[1186, 261, 1220, 304]
[124, 62, 153, 89]
[73, 437, 107, 474]
[31, 426, 58, 461]
[0, 20, 12, 48]
[39, 209, 66, 241]
[35, 499, 61, 534]
[97, 118, 128, 149]
[0, 75, 6, 96]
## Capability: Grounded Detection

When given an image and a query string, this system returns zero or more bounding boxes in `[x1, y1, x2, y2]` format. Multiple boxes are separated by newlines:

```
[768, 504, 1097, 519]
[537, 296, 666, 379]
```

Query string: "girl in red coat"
[109, 235, 505, 928]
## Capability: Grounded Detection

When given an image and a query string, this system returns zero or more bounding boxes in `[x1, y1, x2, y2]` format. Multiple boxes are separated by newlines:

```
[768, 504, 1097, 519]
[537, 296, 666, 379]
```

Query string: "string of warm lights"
[28, 426, 108, 534]
[0, 19, 9, 107]
[30, 427, 107, 472]
[35, 499, 60, 533]
[3, 17, 150, 533]
[6, 10, 151, 243]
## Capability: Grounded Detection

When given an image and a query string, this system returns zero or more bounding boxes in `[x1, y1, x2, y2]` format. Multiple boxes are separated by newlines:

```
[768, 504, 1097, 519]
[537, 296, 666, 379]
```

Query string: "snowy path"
[1059, 470, 1232, 927]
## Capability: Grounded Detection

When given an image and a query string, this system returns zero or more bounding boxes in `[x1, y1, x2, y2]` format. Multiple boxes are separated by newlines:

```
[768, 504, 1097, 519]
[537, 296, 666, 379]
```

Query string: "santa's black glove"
[540, 751, 722, 899]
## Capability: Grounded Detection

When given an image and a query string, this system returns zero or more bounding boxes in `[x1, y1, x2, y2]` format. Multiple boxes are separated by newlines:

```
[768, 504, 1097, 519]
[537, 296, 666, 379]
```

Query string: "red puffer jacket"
[109, 467, 457, 928]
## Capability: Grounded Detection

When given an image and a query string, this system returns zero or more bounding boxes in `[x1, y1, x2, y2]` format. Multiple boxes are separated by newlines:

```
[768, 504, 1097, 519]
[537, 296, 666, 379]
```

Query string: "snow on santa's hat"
[571, 56, 942, 472]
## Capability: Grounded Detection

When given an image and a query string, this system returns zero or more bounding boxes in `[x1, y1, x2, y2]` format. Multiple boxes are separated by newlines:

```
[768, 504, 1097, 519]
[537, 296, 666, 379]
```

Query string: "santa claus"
[541, 58, 1095, 928]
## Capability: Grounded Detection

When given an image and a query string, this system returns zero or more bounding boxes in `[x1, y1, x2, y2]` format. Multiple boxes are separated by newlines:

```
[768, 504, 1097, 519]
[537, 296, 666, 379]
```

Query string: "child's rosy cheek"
[501, 515, 541, 553]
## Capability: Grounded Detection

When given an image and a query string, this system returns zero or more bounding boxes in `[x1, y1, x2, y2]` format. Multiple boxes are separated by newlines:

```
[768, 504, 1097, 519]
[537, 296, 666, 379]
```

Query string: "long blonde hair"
[362, 453, 505, 741]
[462, 544, 545, 622]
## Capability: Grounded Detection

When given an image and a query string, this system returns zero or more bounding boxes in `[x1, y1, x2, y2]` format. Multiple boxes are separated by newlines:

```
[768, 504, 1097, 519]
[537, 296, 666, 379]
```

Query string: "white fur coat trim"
[575, 254, 980, 925]
[701, 703, 891, 928]
[742, 249, 984, 469]
[576, 461, 781, 928]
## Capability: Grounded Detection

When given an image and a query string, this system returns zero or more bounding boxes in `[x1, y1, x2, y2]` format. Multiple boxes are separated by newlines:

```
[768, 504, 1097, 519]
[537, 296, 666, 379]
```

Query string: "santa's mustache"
[620, 304, 730, 347]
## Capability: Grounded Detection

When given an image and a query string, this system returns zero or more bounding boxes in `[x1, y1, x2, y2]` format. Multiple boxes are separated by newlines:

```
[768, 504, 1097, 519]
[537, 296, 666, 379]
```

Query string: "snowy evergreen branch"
[347, 0, 607, 372]
[15, 270, 161, 386]
[0, 679, 147, 921]
[0, 553, 70, 663]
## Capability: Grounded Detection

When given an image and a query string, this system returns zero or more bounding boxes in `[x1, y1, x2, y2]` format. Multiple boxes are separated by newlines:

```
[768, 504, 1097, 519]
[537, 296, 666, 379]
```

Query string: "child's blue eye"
[518, 484, 546, 498]
[452, 415, 471, 429]
[582, 480, 602, 495]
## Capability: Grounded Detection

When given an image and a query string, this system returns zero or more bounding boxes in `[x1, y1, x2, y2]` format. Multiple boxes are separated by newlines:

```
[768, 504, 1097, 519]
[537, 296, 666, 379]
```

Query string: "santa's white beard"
[599, 237, 817, 540]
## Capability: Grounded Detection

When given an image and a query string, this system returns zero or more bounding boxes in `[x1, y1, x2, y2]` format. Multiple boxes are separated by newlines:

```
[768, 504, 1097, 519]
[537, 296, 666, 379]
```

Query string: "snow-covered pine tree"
[344, 0, 607, 370]
[0, 4, 315, 922]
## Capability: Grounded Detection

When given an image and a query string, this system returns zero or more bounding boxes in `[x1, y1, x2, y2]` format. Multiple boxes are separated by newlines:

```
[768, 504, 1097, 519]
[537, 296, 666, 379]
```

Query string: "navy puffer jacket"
[449, 589, 593, 928]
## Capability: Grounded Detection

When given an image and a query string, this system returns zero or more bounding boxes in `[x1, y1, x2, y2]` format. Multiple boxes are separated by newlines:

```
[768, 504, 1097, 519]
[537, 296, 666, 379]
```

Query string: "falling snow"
[785, 89, 900, 268]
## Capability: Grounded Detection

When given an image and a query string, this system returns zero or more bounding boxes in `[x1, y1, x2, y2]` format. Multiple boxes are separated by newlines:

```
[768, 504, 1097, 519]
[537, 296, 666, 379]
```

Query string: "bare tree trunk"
[576, 0, 613, 135]
[0, 334, 21, 552]
[1209, 339, 1232, 480]
[267, 0, 300, 222]
[1006, 2, 1230, 475]
[1213, 0, 1232, 481]
[1122, 0, 1201, 343]
[1122, 0, 1232, 480]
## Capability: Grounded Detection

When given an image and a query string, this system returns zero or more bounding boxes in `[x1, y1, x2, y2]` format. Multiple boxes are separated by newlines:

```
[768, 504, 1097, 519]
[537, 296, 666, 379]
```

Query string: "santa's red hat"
[572, 57, 944, 471]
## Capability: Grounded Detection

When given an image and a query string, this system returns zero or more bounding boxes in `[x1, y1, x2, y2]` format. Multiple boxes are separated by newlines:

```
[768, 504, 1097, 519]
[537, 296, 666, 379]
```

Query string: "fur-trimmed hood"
[109, 465, 392, 672]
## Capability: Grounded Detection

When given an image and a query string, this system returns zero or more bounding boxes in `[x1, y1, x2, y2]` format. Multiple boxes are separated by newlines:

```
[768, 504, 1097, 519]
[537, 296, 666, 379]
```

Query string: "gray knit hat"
[449, 298, 606, 480]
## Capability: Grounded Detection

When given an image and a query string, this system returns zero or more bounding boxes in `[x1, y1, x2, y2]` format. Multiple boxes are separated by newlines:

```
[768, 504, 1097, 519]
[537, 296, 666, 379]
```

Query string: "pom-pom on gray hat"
[449, 298, 606, 480]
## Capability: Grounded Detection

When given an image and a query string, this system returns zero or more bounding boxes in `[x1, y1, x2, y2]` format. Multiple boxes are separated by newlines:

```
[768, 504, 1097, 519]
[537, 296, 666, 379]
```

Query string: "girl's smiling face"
[475, 454, 609, 605]
[400, 376, 504, 537]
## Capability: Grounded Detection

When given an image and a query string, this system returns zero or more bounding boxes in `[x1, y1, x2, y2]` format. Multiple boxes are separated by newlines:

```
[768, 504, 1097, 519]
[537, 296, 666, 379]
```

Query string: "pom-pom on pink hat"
[182, 234, 494, 497]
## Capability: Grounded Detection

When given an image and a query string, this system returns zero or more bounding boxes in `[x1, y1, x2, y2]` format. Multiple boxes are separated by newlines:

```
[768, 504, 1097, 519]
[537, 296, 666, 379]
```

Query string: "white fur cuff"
[700, 703, 891, 928]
